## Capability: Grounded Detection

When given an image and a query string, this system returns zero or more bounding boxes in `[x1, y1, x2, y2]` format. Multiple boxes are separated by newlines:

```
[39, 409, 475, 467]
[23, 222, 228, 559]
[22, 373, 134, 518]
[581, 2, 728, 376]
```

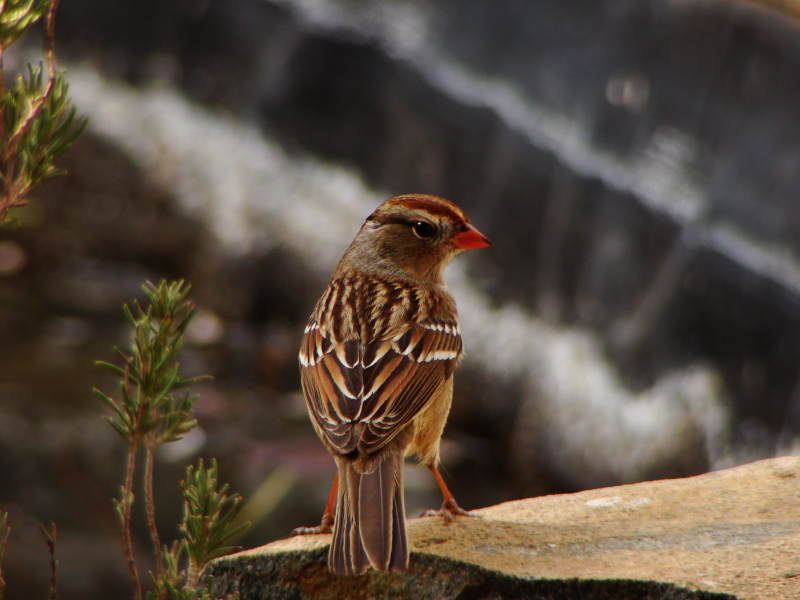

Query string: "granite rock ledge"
[200, 457, 800, 599]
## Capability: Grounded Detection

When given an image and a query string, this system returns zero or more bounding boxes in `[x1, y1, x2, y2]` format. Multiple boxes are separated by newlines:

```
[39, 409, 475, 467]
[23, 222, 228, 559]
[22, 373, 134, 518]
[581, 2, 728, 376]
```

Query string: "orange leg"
[421, 465, 476, 524]
[291, 473, 338, 536]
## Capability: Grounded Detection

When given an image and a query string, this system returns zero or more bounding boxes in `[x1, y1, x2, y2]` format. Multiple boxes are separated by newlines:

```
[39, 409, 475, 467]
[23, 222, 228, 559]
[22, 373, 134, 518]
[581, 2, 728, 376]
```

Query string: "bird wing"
[299, 316, 462, 455]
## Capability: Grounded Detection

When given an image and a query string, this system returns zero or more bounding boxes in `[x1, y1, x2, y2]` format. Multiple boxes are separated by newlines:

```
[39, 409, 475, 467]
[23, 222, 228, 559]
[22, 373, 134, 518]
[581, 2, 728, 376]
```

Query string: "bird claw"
[291, 513, 334, 536]
[420, 498, 478, 524]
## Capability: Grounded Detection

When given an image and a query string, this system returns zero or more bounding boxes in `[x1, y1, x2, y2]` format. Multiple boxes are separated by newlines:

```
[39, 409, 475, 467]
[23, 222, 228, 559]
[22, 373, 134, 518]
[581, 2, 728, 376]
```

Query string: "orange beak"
[452, 223, 492, 250]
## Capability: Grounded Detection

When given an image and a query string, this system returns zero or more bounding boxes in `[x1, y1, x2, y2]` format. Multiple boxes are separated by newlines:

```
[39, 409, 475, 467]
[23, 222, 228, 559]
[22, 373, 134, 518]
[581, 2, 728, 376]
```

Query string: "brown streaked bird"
[294, 194, 491, 575]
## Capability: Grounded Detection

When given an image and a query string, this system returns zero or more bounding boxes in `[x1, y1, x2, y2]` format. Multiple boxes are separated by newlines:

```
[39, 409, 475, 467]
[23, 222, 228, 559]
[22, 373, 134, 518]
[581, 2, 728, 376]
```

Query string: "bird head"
[338, 194, 491, 283]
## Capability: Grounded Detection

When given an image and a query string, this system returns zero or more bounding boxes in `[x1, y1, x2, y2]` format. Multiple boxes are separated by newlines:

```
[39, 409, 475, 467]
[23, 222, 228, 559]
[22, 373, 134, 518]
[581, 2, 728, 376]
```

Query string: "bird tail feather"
[329, 453, 408, 574]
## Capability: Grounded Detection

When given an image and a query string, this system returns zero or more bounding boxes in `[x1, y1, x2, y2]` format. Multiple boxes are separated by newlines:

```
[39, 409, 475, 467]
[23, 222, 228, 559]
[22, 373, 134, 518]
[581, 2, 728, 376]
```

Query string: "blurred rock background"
[2, 0, 800, 597]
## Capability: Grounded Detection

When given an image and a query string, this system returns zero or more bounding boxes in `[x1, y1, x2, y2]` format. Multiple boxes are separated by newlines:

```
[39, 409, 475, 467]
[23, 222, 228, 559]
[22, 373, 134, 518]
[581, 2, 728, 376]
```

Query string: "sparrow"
[295, 194, 491, 574]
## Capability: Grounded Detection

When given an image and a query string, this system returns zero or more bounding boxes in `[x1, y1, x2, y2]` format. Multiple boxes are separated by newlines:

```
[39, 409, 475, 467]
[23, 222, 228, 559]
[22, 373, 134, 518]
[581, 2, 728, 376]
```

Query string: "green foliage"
[146, 542, 190, 600]
[147, 533, 244, 600]
[0, 2, 80, 597]
[182, 459, 250, 579]
[1, 65, 86, 198]
[0, 0, 50, 46]
[95, 280, 204, 447]
[108, 453, 253, 598]
[110, 485, 134, 532]
[139, 459, 250, 599]
[0, 511, 8, 600]
[98, 281, 247, 600]
[96, 280, 205, 600]
[0, 0, 87, 225]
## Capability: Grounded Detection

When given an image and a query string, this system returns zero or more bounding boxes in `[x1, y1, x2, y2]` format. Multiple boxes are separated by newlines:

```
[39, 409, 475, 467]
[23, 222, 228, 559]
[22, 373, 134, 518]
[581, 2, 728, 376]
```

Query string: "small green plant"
[0, 0, 87, 225]
[181, 460, 248, 590]
[96, 280, 249, 600]
[95, 280, 200, 600]
[0, 1, 82, 596]
[148, 460, 248, 600]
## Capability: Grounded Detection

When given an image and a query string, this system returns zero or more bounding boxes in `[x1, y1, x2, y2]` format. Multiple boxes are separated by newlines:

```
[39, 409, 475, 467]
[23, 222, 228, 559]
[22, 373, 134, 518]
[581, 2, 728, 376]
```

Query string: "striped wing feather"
[300, 317, 461, 455]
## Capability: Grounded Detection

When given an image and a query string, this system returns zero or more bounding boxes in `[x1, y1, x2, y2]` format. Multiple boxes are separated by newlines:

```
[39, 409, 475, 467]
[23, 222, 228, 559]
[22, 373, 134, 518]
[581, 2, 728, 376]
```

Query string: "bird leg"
[420, 465, 477, 524]
[291, 473, 338, 535]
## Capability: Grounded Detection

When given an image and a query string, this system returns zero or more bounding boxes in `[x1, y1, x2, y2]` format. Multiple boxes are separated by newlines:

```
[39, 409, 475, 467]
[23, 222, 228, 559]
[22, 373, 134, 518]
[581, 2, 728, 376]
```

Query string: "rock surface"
[201, 456, 800, 599]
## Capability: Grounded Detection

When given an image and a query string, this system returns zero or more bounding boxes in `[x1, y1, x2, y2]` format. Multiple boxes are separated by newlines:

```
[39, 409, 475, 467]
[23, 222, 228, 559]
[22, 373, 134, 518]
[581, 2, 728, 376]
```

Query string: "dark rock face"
[201, 548, 732, 600]
[53, 0, 800, 448]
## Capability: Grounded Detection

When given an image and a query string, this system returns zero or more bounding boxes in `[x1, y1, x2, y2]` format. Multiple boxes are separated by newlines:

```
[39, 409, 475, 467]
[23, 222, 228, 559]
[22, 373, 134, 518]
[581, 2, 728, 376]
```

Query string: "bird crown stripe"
[384, 197, 467, 223]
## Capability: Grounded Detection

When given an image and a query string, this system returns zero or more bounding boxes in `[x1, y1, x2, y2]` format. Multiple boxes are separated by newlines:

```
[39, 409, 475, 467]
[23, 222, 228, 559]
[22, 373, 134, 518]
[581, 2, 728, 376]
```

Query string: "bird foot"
[291, 513, 334, 536]
[420, 498, 478, 524]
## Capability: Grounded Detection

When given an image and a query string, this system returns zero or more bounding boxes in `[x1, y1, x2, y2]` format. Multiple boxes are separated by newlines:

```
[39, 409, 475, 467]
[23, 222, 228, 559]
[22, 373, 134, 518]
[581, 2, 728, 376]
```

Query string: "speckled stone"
[200, 457, 800, 599]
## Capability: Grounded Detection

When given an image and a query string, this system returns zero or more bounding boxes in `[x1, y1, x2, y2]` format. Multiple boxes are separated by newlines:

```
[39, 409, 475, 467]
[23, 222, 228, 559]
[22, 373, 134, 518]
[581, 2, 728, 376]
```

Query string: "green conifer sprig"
[95, 280, 211, 600]
[1, 64, 86, 204]
[0, 0, 50, 46]
[182, 459, 250, 590]
[97, 281, 247, 600]
[146, 542, 189, 600]
[0, 0, 86, 225]
[94, 281, 204, 448]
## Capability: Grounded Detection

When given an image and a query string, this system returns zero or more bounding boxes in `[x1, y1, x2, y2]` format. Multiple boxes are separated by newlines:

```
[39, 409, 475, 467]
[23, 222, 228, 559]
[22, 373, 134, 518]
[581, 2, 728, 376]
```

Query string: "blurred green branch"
[0, 1, 83, 597]
[97, 281, 248, 600]
[0, 0, 86, 225]
[182, 459, 249, 590]
[148, 460, 249, 600]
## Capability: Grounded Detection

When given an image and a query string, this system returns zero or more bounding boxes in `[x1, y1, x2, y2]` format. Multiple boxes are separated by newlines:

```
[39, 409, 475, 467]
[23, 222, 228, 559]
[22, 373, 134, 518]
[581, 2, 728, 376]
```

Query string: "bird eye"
[412, 221, 435, 239]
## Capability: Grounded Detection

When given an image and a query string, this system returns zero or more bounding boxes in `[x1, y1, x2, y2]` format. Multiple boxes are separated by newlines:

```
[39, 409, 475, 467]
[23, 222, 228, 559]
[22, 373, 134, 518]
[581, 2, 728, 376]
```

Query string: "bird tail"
[329, 452, 408, 574]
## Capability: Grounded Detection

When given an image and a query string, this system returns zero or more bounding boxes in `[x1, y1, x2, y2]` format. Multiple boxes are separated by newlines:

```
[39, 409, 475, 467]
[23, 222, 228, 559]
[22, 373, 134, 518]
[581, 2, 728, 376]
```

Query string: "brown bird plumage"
[296, 194, 491, 574]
